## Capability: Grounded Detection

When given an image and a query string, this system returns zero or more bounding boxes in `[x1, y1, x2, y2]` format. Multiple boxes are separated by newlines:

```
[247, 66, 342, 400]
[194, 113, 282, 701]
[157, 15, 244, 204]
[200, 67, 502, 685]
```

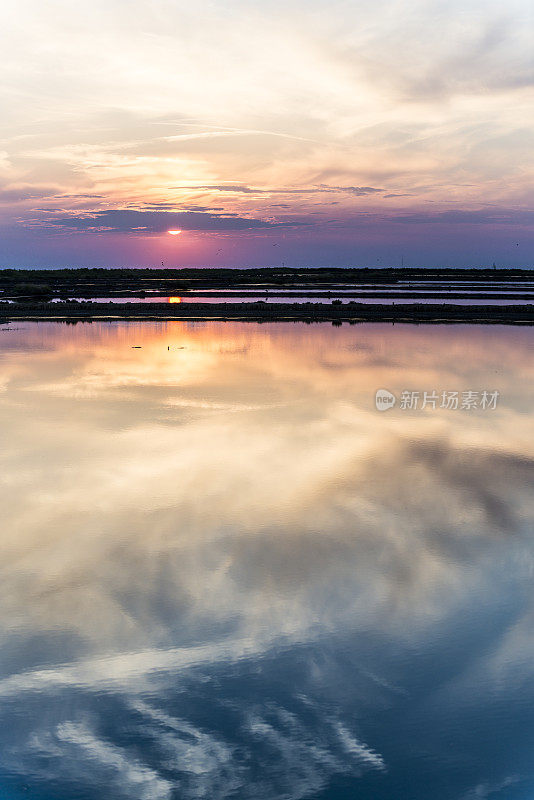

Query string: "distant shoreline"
[1, 268, 533, 325]
[2, 301, 533, 325]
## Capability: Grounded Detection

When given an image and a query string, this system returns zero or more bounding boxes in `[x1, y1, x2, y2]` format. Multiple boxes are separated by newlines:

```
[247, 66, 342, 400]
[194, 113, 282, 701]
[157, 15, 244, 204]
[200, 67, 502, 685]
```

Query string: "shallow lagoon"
[0, 321, 533, 800]
[49, 295, 534, 305]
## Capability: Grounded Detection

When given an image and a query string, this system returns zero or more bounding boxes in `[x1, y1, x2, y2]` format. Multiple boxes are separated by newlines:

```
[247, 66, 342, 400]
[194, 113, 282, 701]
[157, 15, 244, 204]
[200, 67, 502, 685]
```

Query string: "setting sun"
[167, 230, 182, 236]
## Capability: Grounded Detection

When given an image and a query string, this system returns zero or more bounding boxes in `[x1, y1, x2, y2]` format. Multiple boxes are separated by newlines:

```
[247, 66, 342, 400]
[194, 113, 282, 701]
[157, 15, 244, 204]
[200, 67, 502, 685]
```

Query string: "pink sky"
[0, 0, 533, 267]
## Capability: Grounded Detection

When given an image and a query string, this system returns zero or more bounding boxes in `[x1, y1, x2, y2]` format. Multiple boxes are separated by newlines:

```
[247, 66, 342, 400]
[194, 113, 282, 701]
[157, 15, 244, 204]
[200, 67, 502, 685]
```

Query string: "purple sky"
[1, 0, 533, 268]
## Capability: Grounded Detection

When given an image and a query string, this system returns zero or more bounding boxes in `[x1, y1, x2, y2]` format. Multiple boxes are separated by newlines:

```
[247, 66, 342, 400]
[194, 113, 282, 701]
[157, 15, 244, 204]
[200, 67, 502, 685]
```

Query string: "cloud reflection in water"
[0, 321, 532, 799]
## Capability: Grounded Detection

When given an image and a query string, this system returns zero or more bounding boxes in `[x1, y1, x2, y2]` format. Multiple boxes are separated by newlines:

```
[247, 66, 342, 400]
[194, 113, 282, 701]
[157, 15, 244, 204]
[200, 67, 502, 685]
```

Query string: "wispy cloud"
[175, 184, 384, 196]
[2, 695, 385, 800]
[460, 775, 521, 799]
[392, 209, 534, 225]
[55, 723, 173, 800]
[0, 637, 262, 697]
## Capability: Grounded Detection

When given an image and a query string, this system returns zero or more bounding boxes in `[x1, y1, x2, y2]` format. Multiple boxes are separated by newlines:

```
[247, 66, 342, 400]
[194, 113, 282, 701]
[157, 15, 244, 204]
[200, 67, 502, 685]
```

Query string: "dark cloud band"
[43, 209, 306, 234]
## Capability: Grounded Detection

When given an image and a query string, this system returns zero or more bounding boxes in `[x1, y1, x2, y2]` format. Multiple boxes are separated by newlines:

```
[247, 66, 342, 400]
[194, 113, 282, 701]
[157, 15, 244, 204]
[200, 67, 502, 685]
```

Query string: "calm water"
[0, 320, 533, 800]
[49, 295, 534, 305]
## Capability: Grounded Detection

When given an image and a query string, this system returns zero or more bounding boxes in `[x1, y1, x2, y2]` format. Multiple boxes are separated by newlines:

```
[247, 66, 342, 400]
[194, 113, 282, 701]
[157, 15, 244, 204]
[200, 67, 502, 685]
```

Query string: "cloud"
[0, 185, 62, 203]
[460, 775, 521, 800]
[0, 638, 263, 698]
[0, 692, 385, 800]
[319, 185, 384, 196]
[0, 151, 12, 174]
[41, 209, 306, 234]
[243, 703, 385, 798]
[387, 17, 534, 102]
[161, 126, 315, 144]
[0, 322, 533, 797]
[176, 184, 384, 196]
[392, 208, 534, 226]
[55, 723, 173, 800]
[182, 184, 263, 194]
[137, 203, 223, 212]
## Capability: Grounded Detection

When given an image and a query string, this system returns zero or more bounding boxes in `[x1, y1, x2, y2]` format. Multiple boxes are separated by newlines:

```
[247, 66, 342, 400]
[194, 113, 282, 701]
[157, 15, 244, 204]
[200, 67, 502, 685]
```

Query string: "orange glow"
[167, 230, 182, 236]
[168, 296, 182, 303]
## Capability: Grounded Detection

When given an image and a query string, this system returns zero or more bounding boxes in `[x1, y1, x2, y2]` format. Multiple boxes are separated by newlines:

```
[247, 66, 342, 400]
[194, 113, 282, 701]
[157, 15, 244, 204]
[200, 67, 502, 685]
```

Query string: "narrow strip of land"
[2, 268, 533, 324]
[2, 301, 533, 324]
[1, 266, 533, 299]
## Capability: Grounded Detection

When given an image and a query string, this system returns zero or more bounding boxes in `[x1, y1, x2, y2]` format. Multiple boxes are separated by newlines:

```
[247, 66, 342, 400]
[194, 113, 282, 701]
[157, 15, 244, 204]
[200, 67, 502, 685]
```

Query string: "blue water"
[0, 321, 533, 800]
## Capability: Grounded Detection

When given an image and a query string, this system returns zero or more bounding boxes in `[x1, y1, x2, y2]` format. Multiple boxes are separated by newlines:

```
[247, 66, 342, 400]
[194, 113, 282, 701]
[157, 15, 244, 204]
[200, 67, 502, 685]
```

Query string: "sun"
[167, 229, 182, 236]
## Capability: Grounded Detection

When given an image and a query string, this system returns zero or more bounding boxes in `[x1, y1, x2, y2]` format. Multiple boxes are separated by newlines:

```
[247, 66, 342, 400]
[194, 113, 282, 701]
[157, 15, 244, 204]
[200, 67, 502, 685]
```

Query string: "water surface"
[49, 295, 534, 305]
[0, 321, 533, 800]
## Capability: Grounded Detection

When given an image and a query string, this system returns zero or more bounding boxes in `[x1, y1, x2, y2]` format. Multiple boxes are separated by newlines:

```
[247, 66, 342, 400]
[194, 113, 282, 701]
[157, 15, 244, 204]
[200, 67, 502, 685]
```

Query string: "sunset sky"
[1, 0, 533, 268]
